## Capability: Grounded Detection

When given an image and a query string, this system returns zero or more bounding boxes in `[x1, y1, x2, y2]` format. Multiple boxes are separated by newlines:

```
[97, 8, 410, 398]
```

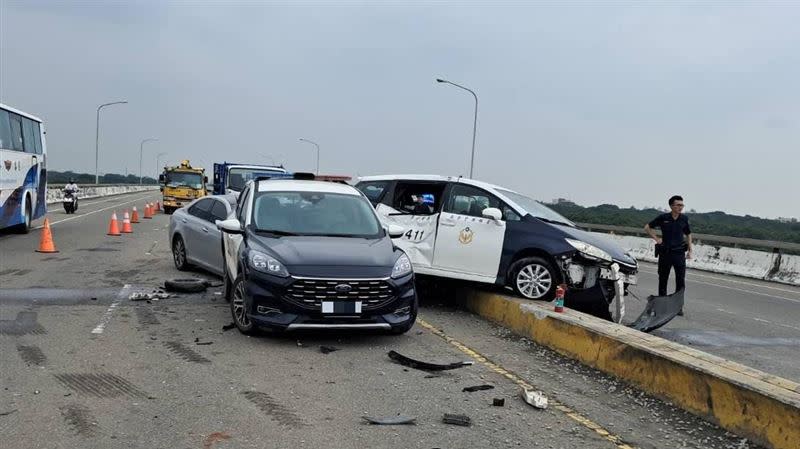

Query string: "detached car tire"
[164, 277, 207, 293]
[509, 256, 559, 301]
[230, 275, 258, 335]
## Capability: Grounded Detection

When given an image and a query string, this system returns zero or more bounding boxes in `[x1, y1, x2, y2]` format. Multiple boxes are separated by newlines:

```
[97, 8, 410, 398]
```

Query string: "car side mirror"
[216, 218, 244, 234]
[482, 207, 502, 221]
[387, 224, 405, 239]
[204, 176, 209, 183]
[158, 174, 165, 183]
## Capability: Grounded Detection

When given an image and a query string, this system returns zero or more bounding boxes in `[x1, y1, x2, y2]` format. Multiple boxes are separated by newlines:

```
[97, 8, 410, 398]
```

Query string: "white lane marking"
[638, 268, 800, 304]
[638, 264, 800, 294]
[777, 323, 800, 331]
[753, 317, 771, 323]
[35, 193, 156, 230]
[91, 284, 132, 334]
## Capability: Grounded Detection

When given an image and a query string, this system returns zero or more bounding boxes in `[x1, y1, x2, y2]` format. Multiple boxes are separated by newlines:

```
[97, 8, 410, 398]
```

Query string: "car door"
[183, 199, 215, 266]
[432, 183, 507, 280]
[224, 185, 251, 279]
[203, 199, 230, 275]
[372, 181, 446, 270]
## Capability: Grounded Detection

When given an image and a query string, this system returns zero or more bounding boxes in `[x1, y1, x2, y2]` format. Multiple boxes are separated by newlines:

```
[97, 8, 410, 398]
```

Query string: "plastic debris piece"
[442, 413, 472, 427]
[196, 341, 213, 346]
[362, 415, 417, 425]
[492, 398, 505, 407]
[222, 323, 236, 331]
[463, 384, 494, 393]
[388, 350, 473, 372]
[628, 289, 685, 333]
[129, 291, 173, 301]
[320, 345, 339, 354]
[521, 388, 548, 409]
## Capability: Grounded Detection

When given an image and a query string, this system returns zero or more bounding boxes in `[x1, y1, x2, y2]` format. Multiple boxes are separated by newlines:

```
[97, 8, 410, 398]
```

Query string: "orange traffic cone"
[35, 218, 59, 253]
[143, 203, 153, 219]
[122, 211, 133, 233]
[131, 206, 140, 223]
[108, 212, 121, 236]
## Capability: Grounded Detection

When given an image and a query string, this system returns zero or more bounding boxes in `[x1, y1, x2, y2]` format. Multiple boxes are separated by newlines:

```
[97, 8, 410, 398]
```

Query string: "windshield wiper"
[255, 229, 299, 236]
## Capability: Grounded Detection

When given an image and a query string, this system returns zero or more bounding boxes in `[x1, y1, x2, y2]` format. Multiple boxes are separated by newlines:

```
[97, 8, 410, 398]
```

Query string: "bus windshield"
[165, 172, 203, 189]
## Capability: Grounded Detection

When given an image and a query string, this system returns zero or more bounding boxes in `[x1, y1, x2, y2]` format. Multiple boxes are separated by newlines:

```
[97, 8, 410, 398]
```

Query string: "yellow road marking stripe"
[417, 317, 636, 449]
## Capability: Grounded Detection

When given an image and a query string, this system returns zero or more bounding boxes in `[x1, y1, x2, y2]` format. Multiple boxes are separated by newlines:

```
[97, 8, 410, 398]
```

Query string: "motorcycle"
[62, 190, 78, 214]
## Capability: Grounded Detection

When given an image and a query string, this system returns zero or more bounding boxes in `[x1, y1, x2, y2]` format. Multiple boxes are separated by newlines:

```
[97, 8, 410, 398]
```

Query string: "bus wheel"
[17, 196, 32, 234]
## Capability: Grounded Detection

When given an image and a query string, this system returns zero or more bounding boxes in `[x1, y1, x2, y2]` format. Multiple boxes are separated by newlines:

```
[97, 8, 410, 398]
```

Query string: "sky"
[1, 1, 798, 219]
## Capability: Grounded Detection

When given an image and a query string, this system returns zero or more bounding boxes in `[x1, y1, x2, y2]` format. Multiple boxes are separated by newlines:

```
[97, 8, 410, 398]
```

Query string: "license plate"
[600, 269, 637, 285]
[322, 301, 362, 314]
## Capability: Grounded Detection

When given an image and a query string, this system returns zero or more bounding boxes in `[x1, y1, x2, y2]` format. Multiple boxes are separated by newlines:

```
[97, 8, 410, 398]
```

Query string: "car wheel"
[509, 256, 558, 300]
[230, 275, 257, 335]
[172, 235, 189, 271]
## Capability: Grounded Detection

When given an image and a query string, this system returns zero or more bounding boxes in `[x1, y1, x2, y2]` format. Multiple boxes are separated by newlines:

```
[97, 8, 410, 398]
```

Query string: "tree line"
[48, 170, 158, 185]
[546, 201, 800, 244]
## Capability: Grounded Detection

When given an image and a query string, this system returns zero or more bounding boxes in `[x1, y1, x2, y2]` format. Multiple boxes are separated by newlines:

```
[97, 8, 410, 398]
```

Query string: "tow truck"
[158, 160, 208, 214]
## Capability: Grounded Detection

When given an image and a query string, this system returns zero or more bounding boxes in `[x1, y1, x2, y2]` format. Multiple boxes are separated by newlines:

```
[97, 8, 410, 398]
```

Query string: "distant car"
[355, 175, 638, 321]
[216, 178, 417, 335]
[169, 195, 236, 276]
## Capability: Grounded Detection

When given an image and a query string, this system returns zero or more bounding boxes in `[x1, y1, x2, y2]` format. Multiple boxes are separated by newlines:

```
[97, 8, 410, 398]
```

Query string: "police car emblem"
[458, 227, 474, 245]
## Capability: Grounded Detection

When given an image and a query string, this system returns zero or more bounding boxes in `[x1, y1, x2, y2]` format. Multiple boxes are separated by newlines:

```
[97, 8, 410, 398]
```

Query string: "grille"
[285, 278, 395, 310]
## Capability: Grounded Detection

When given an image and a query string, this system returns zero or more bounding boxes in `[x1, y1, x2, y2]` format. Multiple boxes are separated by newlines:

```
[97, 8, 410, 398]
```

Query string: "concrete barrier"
[459, 289, 800, 449]
[47, 185, 159, 204]
[595, 233, 800, 286]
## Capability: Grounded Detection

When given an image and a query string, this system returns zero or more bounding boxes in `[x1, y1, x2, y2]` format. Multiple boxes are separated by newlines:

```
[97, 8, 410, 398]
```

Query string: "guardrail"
[576, 222, 800, 253]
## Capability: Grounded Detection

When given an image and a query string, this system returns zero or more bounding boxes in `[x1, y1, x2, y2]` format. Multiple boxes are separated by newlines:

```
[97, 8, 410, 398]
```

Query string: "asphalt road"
[0, 191, 784, 448]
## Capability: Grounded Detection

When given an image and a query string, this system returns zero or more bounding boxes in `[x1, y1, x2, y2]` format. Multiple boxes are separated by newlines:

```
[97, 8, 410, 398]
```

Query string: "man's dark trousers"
[658, 249, 686, 296]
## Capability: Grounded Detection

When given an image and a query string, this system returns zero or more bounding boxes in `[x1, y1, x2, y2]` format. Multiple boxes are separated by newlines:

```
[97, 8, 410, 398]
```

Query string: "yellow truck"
[158, 160, 208, 214]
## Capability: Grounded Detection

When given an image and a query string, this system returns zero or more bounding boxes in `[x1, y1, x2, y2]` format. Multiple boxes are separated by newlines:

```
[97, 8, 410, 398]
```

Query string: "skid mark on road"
[0, 311, 47, 336]
[60, 404, 99, 437]
[163, 341, 211, 364]
[54, 373, 147, 398]
[416, 317, 635, 449]
[17, 345, 47, 366]
[241, 391, 308, 427]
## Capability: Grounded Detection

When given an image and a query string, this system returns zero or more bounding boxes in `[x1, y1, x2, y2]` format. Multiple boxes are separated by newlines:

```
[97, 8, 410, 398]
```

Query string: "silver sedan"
[169, 195, 236, 276]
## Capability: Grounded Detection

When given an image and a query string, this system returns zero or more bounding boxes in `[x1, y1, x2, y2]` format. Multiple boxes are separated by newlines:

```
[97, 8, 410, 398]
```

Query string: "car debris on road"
[320, 345, 339, 354]
[492, 398, 505, 407]
[462, 384, 494, 392]
[388, 350, 473, 372]
[129, 291, 174, 301]
[362, 415, 417, 425]
[442, 413, 472, 427]
[521, 388, 548, 409]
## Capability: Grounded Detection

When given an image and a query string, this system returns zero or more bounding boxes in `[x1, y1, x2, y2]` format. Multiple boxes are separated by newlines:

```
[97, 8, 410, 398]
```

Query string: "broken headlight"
[565, 238, 612, 263]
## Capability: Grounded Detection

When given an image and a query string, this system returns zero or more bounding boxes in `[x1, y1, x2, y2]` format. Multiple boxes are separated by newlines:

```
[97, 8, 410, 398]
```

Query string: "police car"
[216, 177, 417, 334]
[356, 175, 638, 321]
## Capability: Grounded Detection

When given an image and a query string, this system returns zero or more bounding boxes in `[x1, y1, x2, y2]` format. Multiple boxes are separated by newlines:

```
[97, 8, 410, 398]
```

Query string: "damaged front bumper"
[559, 256, 638, 322]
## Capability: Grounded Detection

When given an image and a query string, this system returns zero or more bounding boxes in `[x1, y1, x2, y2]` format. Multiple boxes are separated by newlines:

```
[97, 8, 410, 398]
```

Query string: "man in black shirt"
[645, 195, 693, 309]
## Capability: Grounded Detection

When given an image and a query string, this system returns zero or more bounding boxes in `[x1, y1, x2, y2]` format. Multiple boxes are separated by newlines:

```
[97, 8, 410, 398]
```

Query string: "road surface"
[0, 191, 784, 448]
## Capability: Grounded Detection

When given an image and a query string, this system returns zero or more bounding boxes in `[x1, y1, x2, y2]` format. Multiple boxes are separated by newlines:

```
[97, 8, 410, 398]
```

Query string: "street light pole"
[436, 78, 478, 178]
[299, 138, 320, 175]
[156, 152, 167, 180]
[139, 138, 158, 184]
[95, 101, 128, 184]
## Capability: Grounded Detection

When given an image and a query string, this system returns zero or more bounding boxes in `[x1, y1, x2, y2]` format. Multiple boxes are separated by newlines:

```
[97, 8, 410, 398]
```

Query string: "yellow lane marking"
[417, 317, 636, 449]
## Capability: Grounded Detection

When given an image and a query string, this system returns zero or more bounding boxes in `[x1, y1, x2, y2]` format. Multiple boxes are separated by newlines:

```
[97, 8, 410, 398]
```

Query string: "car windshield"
[228, 168, 286, 191]
[165, 172, 203, 189]
[252, 191, 382, 238]
[497, 189, 575, 226]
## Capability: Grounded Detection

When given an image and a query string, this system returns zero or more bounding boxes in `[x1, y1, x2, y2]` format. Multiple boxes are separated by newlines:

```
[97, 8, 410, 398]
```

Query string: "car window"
[22, 118, 38, 154]
[188, 198, 214, 221]
[497, 188, 574, 226]
[252, 191, 381, 238]
[390, 181, 447, 215]
[8, 113, 24, 151]
[356, 181, 390, 205]
[210, 200, 229, 221]
[444, 183, 506, 219]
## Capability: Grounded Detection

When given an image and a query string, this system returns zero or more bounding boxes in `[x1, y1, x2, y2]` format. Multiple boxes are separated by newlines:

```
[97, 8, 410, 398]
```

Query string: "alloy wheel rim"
[174, 240, 185, 267]
[232, 282, 250, 327]
[516, 264, 553, 299]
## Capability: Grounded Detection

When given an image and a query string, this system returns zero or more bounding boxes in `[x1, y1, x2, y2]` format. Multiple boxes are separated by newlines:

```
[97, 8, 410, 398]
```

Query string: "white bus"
[0, 103, 47, 233]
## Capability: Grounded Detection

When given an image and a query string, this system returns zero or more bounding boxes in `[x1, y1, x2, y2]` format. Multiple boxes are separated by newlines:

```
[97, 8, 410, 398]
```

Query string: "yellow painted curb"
[461, 290, 800, 449]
